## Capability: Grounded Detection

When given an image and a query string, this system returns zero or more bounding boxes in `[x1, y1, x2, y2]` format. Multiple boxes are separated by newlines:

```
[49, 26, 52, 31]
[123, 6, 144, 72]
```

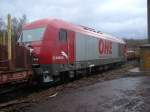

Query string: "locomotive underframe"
[33, 57, 125, 83]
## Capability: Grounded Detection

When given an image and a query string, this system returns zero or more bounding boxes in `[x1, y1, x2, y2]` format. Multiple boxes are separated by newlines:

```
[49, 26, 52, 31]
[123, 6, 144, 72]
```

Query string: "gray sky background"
[0, 0, 147, 39]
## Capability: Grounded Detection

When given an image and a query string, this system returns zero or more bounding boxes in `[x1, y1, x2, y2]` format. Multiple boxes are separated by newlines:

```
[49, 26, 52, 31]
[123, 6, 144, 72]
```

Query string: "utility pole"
[139, 0, 150, 72]
[148, 0, 150, 43]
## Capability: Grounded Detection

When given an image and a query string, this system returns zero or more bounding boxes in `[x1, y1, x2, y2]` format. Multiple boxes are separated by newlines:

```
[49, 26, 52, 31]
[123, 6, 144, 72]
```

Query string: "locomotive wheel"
[75, 70, 83, 79]
[59, 72, 68, 84]
[104, 65, 109, 71]
[68, 71, 75, 79]
[67, 71, 75, 82]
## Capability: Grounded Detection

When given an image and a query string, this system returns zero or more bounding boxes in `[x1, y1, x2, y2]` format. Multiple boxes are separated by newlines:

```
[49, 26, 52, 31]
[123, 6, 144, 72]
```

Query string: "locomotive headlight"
[33, 57, 39, 61]
[32, 56, 39, 66]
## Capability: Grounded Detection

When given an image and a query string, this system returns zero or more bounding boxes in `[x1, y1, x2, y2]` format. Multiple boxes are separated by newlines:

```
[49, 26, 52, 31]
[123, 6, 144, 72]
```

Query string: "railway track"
[0, 62, 137, 112]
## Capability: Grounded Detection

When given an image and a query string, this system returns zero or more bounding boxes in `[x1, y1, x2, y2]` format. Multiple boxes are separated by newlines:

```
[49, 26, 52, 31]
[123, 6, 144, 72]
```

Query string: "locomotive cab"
[19, 26, 54, 84]
[19, 27, 45, 64]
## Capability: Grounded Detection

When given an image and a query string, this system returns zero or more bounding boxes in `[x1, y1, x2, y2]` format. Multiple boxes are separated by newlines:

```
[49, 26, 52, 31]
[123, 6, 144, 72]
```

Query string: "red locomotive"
[19, 18, 126, 84]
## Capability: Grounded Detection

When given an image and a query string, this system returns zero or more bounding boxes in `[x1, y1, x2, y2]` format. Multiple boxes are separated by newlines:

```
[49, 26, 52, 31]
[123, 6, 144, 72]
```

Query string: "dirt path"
[0, 63, 140, 112]
[27, 76, 150, 112]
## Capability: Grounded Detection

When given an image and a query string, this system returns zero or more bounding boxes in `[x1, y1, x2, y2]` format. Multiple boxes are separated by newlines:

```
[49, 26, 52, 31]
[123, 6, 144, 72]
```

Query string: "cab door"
[58, 29, 75, 64]
[67, 30, 75, 64]
[58, 29, 68, 64]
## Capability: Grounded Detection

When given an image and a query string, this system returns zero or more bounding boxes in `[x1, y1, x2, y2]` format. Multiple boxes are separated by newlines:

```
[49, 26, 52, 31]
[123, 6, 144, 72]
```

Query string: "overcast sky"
[0, 0, 147, 39]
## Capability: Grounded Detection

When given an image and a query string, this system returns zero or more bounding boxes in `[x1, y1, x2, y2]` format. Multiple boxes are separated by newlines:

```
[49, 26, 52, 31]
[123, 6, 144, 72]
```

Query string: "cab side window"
[59, 29, 67, 42]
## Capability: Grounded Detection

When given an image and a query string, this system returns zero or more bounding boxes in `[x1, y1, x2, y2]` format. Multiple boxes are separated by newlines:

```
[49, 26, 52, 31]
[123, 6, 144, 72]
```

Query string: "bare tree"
[0, 18, 6, 44]
[0, 18, 6, 31]
[12, 14, 27, 41]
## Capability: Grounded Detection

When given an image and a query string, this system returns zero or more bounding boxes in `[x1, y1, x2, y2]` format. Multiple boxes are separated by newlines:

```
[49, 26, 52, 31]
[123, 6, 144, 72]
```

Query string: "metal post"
[147, 0, 150, 43]
[7, 14, 12, 61]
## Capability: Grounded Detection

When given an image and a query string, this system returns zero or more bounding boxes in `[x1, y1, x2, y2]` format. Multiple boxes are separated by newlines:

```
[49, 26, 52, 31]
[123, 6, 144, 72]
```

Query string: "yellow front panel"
[142, 49, 150, 70]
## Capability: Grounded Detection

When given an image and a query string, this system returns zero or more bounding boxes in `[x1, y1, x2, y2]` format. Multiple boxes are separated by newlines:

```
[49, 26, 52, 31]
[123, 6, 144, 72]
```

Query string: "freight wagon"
[0, 43, 32, 92]
[20, 18, 127, 84]
[0, 15, 33, 92]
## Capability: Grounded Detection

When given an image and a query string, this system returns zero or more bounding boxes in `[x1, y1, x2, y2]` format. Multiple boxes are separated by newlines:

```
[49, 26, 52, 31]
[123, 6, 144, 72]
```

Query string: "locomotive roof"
[23, 18, 125, 44]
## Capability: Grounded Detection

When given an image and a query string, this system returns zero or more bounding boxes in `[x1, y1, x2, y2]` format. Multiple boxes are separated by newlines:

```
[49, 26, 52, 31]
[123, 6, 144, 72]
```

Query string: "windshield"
[21, 27, 46, 42]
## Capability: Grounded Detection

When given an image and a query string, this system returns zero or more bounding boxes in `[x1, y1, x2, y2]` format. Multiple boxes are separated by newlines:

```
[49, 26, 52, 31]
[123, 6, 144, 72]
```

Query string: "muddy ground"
[1, 62, 148, 112]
